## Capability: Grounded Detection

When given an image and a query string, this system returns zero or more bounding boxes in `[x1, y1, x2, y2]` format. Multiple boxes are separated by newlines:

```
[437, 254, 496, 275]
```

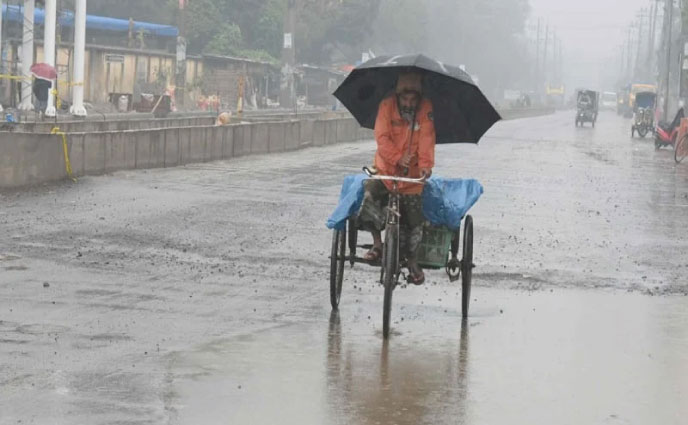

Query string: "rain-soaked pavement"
[1, 110, 688, 424]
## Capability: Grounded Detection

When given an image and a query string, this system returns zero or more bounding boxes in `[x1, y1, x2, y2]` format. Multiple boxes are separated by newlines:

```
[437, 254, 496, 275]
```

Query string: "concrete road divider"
[0, 108, 553, 189]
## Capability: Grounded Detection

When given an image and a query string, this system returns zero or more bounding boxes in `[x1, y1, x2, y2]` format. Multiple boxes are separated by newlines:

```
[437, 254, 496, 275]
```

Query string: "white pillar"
[19, 0, 35, 111]
[70, 0, 86, 117]
[44, 0, 57, 117]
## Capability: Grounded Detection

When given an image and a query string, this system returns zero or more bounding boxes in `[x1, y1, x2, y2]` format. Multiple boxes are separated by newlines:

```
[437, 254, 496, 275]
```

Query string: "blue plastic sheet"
[326, 175, 483, 231]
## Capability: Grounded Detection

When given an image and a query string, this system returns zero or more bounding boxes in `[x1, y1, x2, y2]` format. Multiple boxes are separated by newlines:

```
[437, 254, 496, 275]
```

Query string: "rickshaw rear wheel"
[330, 228, 346, 309]
[382, 225, 399, 339]
[675, 134, 688, 163]
[461, 215, 474, 319]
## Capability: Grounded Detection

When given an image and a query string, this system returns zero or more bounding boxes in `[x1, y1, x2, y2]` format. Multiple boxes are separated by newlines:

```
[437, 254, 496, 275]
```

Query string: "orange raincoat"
[373, 96, 436, 194]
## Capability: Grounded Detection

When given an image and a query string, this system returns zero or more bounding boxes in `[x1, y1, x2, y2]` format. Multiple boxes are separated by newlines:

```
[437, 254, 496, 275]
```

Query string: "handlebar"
[362, 166, 428, 184]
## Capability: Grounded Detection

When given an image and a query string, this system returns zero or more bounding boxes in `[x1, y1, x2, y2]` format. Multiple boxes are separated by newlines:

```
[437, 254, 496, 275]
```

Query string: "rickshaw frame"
[329, 167, 474, 339]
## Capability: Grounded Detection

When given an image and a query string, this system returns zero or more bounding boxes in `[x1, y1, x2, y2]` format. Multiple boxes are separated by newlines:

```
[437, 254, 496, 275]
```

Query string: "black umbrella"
[333, 54, 501, 144]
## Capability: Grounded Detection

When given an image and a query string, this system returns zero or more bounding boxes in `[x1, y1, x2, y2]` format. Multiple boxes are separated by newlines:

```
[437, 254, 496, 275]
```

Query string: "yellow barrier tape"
[51, 127, 77, 182]
[48, 89, 63, 109]
[0, 73, 83, 86]
[0, 73, 29, 81]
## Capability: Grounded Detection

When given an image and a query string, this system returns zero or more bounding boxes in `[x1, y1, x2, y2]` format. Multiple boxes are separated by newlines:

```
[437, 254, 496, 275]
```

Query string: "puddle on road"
[168, 288, 688, 425]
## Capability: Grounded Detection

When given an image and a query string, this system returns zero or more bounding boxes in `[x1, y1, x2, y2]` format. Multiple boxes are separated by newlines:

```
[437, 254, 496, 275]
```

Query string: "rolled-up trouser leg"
[399, 194, 424, 261]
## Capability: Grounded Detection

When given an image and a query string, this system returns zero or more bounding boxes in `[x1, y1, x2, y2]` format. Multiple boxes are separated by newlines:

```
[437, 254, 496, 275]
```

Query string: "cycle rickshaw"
[329, 167, 476, 338]
[330, 54, 500, 338]
[631, 91, 656, 138]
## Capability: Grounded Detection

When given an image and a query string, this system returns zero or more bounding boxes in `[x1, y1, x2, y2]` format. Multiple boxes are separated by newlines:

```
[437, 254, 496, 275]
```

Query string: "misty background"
[68, 0, 662, 101]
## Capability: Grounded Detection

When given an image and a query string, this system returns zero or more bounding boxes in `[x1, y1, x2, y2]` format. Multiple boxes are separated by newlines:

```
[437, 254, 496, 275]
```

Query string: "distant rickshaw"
[631, 91, 656, 138]
[575, 89, 598, 128]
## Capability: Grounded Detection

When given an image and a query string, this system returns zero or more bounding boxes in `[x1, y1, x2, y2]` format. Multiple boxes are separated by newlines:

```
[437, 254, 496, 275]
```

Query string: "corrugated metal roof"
[2, 4, 178, 38]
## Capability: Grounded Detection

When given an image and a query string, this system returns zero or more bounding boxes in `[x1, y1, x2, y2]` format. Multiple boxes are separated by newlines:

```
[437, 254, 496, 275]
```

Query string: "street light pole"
[279, 0, 296, 110]
[176, 0, 186, 110]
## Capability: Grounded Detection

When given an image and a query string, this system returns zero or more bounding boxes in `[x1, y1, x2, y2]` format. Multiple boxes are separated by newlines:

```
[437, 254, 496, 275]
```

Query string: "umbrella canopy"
[30, 63, 57, 80]
[333, 54, 501, 144]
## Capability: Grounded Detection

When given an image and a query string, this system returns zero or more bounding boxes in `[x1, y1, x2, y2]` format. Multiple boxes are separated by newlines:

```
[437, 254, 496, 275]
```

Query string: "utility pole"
[552, 32, 557, 85]
[620, 43, 626, 84]
[535, 18, 541, 93]
[557, 38, 564, 87]
[627, 25, 634, 82]
[176, 0, 187, 110]
[634, 11, 646, 81]
[647, 0, 659, 80]
[543, 24, 549, 88]
[279, 0, 296, 109]
[663, 0, 674, 119]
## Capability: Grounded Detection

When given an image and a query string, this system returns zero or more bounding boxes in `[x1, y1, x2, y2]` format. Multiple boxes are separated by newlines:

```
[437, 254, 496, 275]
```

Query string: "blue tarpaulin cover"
[326, 175, 483, 231]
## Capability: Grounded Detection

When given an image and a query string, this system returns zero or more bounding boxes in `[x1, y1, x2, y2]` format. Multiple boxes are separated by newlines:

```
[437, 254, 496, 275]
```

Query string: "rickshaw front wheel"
[330, 228, 346, 309]
[461, 215, 474, 319]
[382, 225, 399, 339]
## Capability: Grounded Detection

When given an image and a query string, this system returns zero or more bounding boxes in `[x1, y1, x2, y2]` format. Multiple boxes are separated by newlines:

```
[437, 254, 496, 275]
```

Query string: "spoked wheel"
[460, 215, 474, 319]
[330, 228, 346, 309]
[675, 134, 688, 163]
[382, 225, 399, 339]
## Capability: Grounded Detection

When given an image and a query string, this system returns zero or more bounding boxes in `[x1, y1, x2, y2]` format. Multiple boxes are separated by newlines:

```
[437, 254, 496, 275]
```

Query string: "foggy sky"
[530, 0, 650, 92]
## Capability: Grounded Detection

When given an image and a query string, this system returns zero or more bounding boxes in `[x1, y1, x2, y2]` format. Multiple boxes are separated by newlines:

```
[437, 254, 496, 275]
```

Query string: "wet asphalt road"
[1, 110, 688, 424]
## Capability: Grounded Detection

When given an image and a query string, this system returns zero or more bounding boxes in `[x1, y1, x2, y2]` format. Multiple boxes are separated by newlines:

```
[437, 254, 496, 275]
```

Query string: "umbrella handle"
[402, 110, 418, 176]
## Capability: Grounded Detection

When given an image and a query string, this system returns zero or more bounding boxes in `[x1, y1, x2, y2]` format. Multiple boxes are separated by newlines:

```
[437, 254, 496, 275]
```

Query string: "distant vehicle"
[617, 86, 631, 116]
[545, 84, 565, 108]
[575, 89, 599, 127]
[631, 91, 656, 138]
[601, 92, 617, 110]
[503, 89, 530, 108]
[627, 83, 656, 117]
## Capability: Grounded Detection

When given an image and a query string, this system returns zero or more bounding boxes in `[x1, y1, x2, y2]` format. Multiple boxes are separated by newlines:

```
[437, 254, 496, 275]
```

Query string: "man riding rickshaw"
[327, 54, 500, 338]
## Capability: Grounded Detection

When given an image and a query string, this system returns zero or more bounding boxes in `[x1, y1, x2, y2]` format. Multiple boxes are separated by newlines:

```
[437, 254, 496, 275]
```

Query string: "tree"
[297, 0, 382, 64]
[180, 0, 283, 62]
